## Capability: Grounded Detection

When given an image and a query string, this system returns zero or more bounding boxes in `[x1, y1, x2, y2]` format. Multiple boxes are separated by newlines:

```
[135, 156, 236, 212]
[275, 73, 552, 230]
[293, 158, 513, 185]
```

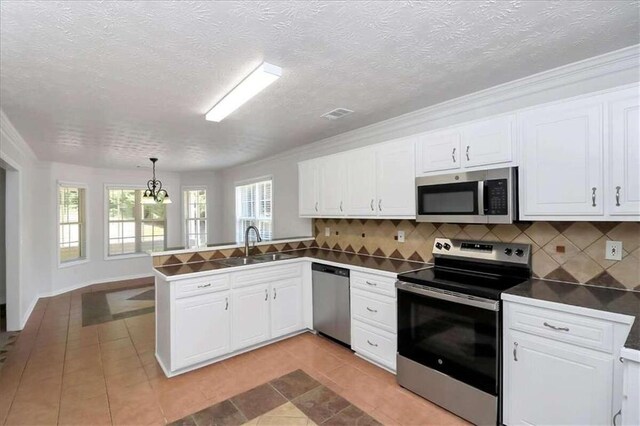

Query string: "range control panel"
[433, 238, 531, 266]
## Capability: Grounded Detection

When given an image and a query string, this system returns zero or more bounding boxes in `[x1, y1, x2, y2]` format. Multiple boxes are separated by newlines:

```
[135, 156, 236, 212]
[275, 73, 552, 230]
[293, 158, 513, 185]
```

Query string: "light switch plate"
[605, 241, 623, 261]
[324, 227, 331, 237]
[398, 230, 405, 243]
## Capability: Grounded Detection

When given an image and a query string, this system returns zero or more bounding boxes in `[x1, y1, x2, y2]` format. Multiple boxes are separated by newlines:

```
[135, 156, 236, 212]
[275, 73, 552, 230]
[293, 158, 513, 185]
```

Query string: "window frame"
[103, 184, 168, 260]
[57, 181, 89, 268]
[234, 176, 273, 243]
[182, 186, 208, 248]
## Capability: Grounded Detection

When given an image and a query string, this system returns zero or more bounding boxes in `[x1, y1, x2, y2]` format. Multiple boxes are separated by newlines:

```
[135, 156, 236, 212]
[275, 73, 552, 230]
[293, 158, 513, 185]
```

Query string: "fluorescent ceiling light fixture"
[205, 62, 282, 122]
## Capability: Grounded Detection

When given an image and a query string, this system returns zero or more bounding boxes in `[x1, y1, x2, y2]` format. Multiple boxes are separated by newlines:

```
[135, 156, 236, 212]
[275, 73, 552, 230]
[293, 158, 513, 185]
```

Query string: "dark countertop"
[504, 279, 640, 351]
[155, 248, 428, 278]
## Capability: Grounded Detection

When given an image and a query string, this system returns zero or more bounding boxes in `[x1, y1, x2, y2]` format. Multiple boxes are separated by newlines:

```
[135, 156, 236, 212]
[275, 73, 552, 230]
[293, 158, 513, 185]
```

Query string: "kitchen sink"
[252, 253, 298, 261]
[220, 256, 269, 266]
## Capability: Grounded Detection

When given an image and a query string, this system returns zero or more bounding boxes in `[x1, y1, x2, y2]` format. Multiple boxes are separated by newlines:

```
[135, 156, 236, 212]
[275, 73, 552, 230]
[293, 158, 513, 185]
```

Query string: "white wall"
[0, 111, 50, 329]
[179, 170, 224, 245]
[0, 167, 5, 305]
[47, 162, 182, 294]
[220, 46, 640, 241]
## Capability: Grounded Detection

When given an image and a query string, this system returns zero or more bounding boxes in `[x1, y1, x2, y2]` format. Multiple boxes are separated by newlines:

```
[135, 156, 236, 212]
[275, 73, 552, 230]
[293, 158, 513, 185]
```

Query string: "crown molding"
[223, 44, 640, 173]
[0, 109, 38, 162]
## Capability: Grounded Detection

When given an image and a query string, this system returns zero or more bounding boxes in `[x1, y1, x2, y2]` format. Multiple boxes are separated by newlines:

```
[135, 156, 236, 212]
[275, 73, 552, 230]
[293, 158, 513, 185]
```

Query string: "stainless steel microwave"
[416, 167, 517, 224]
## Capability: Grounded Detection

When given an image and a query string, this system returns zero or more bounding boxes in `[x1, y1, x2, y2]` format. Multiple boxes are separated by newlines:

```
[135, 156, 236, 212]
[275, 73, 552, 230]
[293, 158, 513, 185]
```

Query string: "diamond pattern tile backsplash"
[314, 219, 640, 292]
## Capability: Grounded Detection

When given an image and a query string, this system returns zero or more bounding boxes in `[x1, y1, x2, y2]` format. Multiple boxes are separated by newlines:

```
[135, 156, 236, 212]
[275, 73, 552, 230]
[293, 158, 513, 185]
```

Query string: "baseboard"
[39, 273, 154, 298]
[19, 295, 39, 329]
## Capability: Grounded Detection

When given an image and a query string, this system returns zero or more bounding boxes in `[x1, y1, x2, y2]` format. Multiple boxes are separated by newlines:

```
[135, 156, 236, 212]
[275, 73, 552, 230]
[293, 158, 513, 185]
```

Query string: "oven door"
[397, 282, 500, 396]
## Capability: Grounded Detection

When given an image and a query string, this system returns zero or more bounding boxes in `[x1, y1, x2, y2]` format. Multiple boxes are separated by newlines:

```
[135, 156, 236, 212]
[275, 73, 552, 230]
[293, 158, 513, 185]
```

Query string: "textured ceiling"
[1, 1, 639, 171]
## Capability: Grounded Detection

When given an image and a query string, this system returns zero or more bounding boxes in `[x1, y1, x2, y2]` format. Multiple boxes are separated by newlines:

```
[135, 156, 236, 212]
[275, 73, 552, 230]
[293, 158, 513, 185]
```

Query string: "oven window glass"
[397, 289, 498, 395]
[417, 182, 478, 215]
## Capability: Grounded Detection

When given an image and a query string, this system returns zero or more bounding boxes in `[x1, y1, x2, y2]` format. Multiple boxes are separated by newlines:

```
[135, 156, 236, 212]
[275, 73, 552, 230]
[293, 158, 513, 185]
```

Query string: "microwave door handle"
[478, 181, 485, 215]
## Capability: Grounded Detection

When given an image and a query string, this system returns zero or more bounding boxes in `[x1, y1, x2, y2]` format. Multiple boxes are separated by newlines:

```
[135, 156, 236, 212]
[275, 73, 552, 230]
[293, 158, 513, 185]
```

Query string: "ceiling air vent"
[321, 108, 354, 120]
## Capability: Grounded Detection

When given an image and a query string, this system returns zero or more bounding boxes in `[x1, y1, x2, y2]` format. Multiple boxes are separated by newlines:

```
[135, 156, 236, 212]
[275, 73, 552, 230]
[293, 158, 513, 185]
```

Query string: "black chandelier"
[142, 158, 172, 204]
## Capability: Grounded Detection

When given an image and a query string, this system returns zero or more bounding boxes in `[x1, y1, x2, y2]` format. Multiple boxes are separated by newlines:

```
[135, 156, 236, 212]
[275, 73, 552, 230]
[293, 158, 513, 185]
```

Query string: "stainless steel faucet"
[244, 225, 262, 257]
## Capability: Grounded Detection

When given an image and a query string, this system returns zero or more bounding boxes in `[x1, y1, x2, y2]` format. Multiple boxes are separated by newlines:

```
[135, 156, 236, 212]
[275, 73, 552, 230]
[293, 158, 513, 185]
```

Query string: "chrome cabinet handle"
[452, 147, 456, 163]
[616, 186, 621, 207]
[513, 342, 518, 362]
[315, 202, 319, 212]
[366, 306, 378, 313]
[265, 289, 268, 301]
[378, 199, 382, 211]
[365, 280, 377, 287]
[592, 187, 597, 207]
[273, 288, 277, 300]
[466, 145, 470, 161]
[340, 201, 343, 212]
[197, 283, 211, 288]
[613, 409, 621, 426]
[543, 322, 569, 332]
[225, 297, 228, 310]
[370, 199, 374, 211]
[367, 340, 378, 347]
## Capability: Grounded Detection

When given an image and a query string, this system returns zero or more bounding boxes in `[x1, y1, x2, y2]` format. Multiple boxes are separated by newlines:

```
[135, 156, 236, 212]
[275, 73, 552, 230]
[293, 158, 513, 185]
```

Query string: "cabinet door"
[231, 284, 270, 350]
[318, 155, 346, 216]
[520, 98, 604, 217]
[376, 138, 416, 217]
[174, 291, 230, 369]
[344, 148, 377, 216]
[270, 278, 303, 338]
[298, 160, 319, 216]
[609, 94, 640, 216]
[416, 129, 461, 174]
[504, 331, 613, 426]
[461, 115, 514, 168]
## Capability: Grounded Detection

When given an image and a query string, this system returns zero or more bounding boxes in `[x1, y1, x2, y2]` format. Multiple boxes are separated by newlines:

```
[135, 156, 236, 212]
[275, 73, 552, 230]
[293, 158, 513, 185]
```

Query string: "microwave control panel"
[485, 179, 508, 215]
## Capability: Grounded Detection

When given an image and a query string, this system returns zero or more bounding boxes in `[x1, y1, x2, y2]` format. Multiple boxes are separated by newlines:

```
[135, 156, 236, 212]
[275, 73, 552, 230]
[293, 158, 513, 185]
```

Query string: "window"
[59, 185, 86, 263]
[107, 188, 166, 256]
[235, 179, 272, 242]
[184, 188, 207, 247]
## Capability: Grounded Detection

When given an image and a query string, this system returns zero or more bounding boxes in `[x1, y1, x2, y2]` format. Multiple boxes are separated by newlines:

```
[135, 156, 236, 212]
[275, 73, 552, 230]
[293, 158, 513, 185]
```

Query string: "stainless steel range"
[396, 238, 532, 426]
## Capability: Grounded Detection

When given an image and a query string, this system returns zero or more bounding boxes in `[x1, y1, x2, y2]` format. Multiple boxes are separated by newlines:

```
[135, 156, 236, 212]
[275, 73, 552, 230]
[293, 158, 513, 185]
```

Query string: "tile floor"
[0, 280, 469, 425]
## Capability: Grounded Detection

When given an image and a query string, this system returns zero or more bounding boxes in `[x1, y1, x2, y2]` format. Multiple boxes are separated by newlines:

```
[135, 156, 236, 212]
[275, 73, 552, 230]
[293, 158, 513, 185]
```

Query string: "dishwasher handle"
[311, 263, 350, 277]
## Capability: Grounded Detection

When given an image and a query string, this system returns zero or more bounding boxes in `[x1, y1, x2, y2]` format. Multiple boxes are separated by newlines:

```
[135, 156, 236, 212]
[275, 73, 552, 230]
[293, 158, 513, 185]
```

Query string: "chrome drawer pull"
[197, 283, 211, 288]
[616, 186, 621, 207]
[466, 145, 470, 161]
[315, 202, 319, 212]
[265, 289, 268, 301]
[366, 306, 377, 313]
[378, 199, 382, 211]
[340, 201, 343, 212]
[365, 281, 377, 287]
[592, 187, 597, 207]
[367, 340, 378, 347]
[543, 322, 569, 332]
[513, 342, 518, 361]
[273, 288, 277, 300]
[225, 297, 228, 310]
[370, 199, 374, 211]
[452, 147, 456, 162]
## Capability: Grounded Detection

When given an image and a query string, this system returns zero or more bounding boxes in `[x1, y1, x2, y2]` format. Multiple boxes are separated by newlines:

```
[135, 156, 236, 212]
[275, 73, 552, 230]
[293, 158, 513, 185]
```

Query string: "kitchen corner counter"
[154, 248, 429, 279]
[503, 278, 640, 351]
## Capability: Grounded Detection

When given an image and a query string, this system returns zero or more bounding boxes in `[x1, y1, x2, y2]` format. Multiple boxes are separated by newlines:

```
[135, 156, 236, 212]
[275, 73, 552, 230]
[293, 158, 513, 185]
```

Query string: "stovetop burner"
[397, 238, 532, 300]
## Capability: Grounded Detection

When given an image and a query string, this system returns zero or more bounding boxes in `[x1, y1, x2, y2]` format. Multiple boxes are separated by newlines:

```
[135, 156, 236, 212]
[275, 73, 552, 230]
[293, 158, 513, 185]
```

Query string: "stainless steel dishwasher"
[312, 263, 351, 346]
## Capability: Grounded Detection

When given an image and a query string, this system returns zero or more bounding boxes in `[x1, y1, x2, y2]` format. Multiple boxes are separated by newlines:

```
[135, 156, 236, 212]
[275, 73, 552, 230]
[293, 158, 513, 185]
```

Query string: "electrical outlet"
[605, 241, 623, 261]
[398, 230, 405, 243]
[324, 227, 330, 237]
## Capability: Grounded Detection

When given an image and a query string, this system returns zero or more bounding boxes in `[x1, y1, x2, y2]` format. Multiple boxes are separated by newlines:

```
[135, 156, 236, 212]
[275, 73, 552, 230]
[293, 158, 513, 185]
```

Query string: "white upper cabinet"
[298, 160, 319, 216]
[461, 114, 515, 168]
[345, 148, 377, 216]
[416, 128, 461, 174]
[318, 155, 347, 216]
[608, 91, 640, 216]
[375, 138, 416, 217]
[520, 97, 604, 217]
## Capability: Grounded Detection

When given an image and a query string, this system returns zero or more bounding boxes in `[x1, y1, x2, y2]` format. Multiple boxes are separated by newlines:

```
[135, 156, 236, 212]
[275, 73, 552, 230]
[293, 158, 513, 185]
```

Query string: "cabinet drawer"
[351, 271, 396, 297]
[351, 288, 396, 333]
[175, 274, 230, 298]
[352, 320, 396, 371]
[507, 302, 614, 353]
[231, 263, 302, 288]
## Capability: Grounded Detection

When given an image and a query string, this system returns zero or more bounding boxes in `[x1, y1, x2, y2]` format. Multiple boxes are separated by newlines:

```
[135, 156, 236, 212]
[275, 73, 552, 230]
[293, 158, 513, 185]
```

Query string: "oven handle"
[477, 181, 485, 216]
[396, 281, 499, 311]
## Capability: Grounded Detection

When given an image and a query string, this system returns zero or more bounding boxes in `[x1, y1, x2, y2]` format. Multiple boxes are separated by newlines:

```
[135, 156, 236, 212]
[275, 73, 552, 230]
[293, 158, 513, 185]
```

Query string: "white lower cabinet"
[505, 330, 613, 426]
[173, 291, 231, 370]
[232, 284, 271, 350]
[271, 278, 304, 339]
[502, 298, 633, 426]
